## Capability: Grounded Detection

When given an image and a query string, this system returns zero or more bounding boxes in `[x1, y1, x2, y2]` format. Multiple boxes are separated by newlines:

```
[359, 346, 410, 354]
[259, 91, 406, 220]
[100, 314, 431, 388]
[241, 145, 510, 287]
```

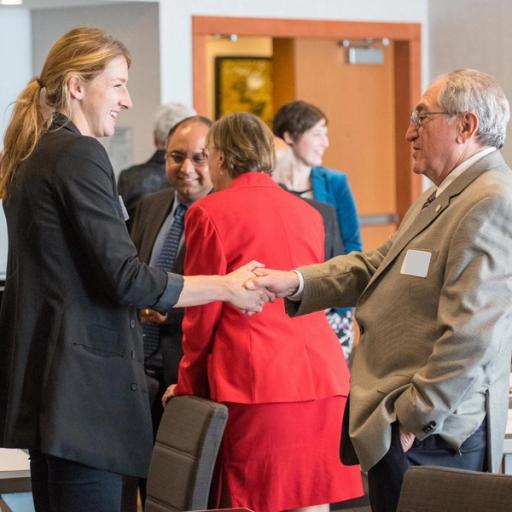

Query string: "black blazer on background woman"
[0, 114, 183, 477]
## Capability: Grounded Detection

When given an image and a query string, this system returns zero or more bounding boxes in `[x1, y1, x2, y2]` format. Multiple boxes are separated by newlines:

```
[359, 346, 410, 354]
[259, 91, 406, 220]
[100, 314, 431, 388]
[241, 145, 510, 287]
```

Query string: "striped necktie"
[143, 203, 187, 360]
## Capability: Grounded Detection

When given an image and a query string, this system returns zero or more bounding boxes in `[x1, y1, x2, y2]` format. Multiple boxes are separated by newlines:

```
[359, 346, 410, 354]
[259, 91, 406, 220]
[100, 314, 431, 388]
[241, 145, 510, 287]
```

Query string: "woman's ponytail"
[0, 78, 48, 199]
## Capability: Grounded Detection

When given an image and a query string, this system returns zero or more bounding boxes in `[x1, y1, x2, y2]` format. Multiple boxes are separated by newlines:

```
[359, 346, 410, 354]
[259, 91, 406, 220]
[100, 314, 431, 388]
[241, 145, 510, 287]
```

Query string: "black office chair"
[145, 395, 228, 512]
[397, 465, 512, 512]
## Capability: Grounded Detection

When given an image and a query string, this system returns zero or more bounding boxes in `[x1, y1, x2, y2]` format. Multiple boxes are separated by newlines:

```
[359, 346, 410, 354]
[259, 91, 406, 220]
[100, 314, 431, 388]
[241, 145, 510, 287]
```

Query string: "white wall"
[0, 7, 31, 280]
[159, 0, 429, 107]
[0, 7, 32, 144]
[31, 2, 161, 169]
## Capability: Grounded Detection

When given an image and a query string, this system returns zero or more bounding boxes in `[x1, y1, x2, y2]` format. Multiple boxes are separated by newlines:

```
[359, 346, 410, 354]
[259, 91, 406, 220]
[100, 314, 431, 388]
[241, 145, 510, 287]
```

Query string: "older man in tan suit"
[252, 69, 512, 512]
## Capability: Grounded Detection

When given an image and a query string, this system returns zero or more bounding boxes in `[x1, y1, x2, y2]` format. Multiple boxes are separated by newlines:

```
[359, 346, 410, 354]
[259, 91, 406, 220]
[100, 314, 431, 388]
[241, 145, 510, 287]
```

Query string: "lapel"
[359, 151, 509, 299]
[311, 168, 331, 203]
[139, 191, 175, 263]
[174, 238, 186, 273]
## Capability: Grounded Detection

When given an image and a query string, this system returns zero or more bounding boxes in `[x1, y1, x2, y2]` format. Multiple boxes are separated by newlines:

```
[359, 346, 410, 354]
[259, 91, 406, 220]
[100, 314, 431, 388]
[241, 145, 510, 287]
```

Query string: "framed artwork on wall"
[214, 56, 273, 125]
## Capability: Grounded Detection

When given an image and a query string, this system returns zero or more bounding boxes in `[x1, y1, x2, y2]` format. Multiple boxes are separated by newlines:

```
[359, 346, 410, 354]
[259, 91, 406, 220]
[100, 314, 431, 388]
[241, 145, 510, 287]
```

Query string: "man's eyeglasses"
[167, 149, 208, 167]
[410, 110, 450, 128]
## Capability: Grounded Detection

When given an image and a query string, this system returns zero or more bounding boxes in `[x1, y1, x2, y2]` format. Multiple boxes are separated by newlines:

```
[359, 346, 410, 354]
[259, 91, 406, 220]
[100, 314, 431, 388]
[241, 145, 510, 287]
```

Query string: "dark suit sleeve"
[301, 198, 344, 260]
[325, 210, 345, 259]
[323, 203, 344, 259]
[129, 196, 148, 251]
[53, 136, 183, 309]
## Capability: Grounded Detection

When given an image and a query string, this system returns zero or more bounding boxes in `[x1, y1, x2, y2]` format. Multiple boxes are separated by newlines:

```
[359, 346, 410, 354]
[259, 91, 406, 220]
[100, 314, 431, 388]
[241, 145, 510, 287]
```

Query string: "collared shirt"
[434, 147, 496, 198]
[149, 192, 189, 266]
[146, 192, 189, 369]
[289, 270, 305, 300]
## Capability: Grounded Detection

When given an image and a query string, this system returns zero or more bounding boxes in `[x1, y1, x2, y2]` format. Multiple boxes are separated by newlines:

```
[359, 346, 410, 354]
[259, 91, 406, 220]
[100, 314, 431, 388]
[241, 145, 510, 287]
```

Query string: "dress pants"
[367, 420, 487, 512]
[29, 449, 122, 512]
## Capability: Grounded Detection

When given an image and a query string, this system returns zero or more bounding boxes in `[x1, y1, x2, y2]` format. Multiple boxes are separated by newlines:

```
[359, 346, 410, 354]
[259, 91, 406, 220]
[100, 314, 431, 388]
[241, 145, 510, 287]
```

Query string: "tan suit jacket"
[286, 151, 512, 472]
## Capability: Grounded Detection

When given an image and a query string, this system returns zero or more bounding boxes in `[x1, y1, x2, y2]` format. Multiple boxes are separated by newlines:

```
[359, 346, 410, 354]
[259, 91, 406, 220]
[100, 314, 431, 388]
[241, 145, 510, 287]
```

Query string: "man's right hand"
[223, 260, 275, 313]
[399, 424, 416, 452]
[246, 268, 300, 298]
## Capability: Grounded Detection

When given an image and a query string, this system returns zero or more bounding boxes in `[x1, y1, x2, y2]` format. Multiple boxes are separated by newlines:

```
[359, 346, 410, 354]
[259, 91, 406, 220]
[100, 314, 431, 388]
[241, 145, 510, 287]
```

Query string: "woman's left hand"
[162, 384, 177, 407]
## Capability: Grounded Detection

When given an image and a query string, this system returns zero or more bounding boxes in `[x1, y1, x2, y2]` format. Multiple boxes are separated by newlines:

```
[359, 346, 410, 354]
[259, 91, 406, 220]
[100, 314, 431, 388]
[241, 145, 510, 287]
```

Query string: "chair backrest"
[145, 396, 228, 512]
[186, 509, 253, 511]
[397, 465, 512, 512]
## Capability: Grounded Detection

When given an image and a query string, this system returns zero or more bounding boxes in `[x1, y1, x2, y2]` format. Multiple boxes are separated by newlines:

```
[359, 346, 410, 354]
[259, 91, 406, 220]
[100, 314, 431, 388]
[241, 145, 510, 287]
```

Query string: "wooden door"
[192, 16, 422, 249]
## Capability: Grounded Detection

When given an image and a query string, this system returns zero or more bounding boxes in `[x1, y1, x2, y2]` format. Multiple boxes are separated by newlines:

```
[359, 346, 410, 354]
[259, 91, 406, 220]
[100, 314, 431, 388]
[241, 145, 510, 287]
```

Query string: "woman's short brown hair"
[208, 112, 275, 178]
[272, 100, 327, 140]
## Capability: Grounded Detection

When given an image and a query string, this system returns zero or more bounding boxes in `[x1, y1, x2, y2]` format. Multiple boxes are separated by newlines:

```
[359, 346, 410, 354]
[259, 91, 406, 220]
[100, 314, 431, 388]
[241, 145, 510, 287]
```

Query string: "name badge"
[118, 195, 130, 221]
[400, 249, 432, 278]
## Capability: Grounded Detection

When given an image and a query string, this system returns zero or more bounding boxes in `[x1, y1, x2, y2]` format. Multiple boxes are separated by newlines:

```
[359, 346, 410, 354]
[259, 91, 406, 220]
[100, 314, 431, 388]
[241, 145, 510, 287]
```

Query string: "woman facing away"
[163, 112, 363, 512]
[273, 100, 362, 358]
[0, 27, 269, 512]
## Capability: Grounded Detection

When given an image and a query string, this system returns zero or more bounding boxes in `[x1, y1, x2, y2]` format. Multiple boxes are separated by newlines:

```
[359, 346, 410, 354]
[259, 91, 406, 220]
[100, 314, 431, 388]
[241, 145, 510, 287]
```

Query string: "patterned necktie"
[143, 203, 187, 360]
[421, 191, 437, 210]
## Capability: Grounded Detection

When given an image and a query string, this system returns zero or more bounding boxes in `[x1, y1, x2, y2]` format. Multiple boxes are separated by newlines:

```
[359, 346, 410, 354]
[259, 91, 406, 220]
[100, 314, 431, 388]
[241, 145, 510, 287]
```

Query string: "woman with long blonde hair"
[0, 27, 267, 512]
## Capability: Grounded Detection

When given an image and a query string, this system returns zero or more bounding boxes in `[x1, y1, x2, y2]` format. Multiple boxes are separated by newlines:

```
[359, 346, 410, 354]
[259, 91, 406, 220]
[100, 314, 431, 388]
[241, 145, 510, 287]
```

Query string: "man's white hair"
[153, 102, 196, 147]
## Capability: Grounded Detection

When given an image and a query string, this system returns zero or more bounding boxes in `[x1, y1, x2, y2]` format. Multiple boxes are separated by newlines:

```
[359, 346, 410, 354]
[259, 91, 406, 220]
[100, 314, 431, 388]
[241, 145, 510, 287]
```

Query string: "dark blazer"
[279, 184, 344, 259]
[301, 198, 344, 259]
[117, 150, 169, 222]
[0, 115, 183, 478]
[130, 188, 185, 385]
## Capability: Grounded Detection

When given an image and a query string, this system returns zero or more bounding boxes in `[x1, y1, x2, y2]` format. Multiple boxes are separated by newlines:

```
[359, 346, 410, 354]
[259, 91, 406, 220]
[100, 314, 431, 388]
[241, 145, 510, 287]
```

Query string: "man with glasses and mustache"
[117, 102, 196, 224]
[126, 115, 213, 507]
[251, 69, 512, 512]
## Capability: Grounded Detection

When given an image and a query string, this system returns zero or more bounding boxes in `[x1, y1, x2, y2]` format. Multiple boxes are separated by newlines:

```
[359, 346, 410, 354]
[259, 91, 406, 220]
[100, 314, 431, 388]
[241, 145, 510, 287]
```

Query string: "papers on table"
[0, 448, 30, 473]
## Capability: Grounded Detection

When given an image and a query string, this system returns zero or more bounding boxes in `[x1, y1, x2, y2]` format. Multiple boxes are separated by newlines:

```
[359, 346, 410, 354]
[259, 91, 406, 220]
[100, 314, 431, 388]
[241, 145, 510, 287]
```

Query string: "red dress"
[174, 173, 363, 510]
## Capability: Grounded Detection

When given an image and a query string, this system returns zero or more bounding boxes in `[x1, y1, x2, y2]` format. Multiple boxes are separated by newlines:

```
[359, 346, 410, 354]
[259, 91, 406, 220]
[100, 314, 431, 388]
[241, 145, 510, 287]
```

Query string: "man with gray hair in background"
[118, 102, 196, 222]
[252, 69, 512, 512]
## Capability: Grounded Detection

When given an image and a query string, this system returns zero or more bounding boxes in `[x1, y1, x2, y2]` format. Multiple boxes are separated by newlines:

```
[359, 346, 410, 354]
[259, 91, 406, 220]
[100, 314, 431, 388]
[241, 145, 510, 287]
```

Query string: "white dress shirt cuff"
[288, 270, 305, 301]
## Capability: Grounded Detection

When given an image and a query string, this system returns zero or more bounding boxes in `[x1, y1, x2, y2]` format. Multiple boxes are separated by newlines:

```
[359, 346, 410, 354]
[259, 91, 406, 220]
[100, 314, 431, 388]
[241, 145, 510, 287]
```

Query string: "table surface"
[0, 449, 31, 494]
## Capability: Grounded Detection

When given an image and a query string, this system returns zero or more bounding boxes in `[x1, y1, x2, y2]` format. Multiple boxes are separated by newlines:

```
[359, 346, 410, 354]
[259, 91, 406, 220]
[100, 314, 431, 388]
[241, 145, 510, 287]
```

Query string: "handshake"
[143, 261, 302, 322]
[224, 260, 301, 314]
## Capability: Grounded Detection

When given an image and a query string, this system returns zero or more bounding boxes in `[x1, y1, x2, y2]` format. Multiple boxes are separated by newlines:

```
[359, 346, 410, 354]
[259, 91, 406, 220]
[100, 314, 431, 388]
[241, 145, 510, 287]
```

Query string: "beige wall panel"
[429, 0, 512, 164]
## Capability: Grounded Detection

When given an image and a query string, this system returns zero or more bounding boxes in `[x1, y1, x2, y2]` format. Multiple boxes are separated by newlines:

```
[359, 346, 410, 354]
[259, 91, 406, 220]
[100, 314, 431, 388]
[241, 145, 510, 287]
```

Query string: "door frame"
[192, 15, 422, 217]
